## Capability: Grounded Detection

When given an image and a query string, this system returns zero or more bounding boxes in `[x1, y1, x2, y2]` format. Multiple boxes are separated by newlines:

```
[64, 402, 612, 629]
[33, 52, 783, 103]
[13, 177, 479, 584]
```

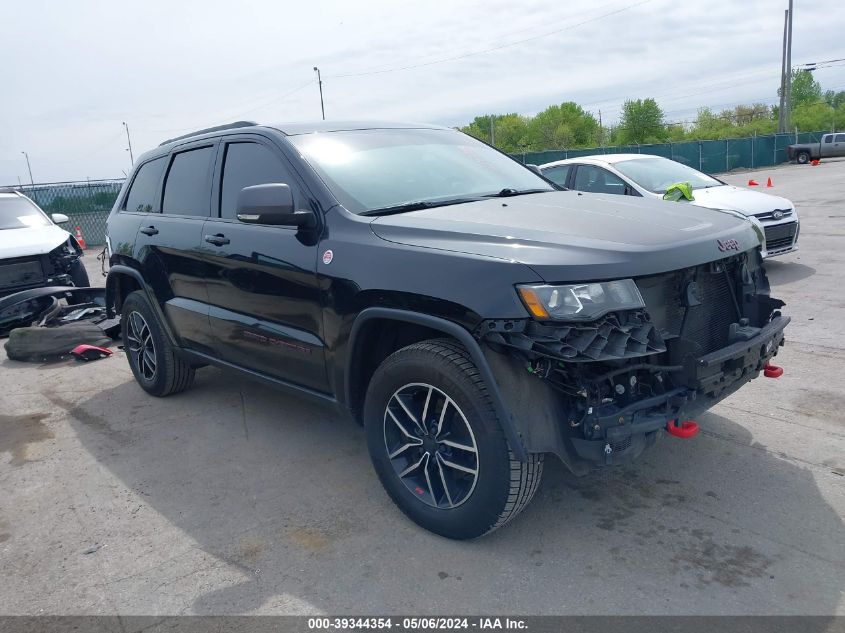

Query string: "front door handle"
[204, 233, 230, 246]
[139, 225, 158, 236]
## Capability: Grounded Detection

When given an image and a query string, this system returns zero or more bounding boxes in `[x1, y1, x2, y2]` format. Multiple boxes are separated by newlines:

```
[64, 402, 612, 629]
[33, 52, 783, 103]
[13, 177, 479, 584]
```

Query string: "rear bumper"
[569, 314, 789, 465]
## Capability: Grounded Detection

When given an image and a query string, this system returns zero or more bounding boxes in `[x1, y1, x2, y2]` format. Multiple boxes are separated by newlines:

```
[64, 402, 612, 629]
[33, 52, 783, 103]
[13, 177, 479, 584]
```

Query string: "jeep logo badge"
[717, 238, 739, 252]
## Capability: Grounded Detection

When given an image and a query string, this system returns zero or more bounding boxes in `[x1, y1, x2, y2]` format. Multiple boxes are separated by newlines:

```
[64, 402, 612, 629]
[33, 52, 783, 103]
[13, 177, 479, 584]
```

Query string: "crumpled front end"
[478, 248, 788, 473]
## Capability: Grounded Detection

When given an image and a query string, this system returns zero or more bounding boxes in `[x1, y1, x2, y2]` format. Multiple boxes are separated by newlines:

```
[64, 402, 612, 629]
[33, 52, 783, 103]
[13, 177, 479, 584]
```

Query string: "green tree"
[788, 69, 823, 106]
[618, 98, 667, 144]
[523, 102, 600, 150]
[824, 90, 845, 109]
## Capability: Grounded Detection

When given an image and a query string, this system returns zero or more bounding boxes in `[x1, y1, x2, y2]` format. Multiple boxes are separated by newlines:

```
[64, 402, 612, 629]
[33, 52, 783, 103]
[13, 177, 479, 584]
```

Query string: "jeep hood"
[369, 191, 762, 281]
[0, 225, 70, 258]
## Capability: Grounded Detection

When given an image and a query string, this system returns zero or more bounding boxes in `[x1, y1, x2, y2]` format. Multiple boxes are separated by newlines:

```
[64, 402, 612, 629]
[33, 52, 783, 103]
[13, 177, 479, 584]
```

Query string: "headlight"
[517, 279, 645, 321]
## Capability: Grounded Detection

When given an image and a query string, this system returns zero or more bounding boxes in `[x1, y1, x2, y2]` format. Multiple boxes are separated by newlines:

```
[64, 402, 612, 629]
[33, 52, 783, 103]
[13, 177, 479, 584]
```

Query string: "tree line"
[461, 70, 845, 153]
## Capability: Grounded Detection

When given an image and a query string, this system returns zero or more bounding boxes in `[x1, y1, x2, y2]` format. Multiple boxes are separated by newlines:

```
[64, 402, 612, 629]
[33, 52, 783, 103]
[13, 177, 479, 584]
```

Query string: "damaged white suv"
[0, 190, 89, 297]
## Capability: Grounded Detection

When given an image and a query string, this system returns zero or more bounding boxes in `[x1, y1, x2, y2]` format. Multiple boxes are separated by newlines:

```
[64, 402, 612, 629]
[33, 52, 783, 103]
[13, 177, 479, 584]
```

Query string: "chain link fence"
[512, 130, 831, 172]
[9, 179, 124, 247]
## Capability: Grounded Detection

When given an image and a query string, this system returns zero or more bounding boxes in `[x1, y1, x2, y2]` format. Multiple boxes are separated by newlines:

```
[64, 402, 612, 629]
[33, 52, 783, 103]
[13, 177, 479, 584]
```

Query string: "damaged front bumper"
[479, 312, 789, 474]
[571, 313, 789, 465]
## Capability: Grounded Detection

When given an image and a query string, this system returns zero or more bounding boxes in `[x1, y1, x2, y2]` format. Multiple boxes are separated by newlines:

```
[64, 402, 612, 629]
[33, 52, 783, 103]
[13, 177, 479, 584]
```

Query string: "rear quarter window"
[123, 157, 166, 213]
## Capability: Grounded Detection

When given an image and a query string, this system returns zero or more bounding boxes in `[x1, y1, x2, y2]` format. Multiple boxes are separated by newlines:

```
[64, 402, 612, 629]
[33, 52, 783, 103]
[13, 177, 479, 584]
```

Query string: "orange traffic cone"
[766, 177, 773, 187]
[75, 226, 86, 250]
[748, 179, 759, 186]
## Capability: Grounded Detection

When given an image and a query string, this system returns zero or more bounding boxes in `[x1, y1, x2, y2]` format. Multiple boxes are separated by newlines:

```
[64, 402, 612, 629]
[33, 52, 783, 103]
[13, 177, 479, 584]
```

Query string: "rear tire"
[797, 151, 810, 164]
[120, 290, 195, 397]
[364, 339, 543, 539]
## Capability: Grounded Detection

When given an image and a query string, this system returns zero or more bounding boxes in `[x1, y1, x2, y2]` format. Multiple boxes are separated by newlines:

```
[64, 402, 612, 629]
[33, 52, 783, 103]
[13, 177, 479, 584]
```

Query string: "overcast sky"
[2, 0, 844, 184]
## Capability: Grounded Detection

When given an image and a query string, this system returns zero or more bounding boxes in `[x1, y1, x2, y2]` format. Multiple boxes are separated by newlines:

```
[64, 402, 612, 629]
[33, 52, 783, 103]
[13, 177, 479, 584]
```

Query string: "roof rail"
[159, 121, 259, 146]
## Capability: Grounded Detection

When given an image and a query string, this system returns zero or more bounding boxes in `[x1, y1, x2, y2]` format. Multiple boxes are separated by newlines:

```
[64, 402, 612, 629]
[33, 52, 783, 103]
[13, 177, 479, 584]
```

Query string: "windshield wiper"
[359, 197, 482, 217]
[483, 188, 551, 198]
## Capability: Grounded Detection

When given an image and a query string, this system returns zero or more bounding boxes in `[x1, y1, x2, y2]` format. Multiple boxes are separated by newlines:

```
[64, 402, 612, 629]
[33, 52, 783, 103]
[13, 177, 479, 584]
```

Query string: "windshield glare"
[613, 157, 720, 193]
[0, 196, 51, 230]
[289, 128, 553, 213]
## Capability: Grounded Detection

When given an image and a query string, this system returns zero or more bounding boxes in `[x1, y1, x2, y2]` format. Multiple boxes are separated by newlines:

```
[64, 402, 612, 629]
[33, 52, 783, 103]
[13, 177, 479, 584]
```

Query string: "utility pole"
[784, 0, 794, 131]
[20, 151, 34, 187]
[122, 121, 134, 166]
[490, 114, 495, 147]
[598, 110, 603, 148]
[777, 8, 789, 133]
[313, 67, 325, 120]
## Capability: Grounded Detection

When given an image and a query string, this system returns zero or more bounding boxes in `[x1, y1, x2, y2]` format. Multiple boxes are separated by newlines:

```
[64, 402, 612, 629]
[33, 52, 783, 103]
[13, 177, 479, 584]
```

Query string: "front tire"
[797, 151, 810, 164]
[68, 258, 90, 287]
[364, 339, 543, 539]
[120, 290, 195, 397]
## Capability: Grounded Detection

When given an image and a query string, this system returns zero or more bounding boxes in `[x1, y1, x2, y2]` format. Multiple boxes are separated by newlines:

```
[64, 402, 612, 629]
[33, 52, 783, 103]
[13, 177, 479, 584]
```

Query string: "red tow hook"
[666, 419, 700, 439]
[764, 363, 784, 378]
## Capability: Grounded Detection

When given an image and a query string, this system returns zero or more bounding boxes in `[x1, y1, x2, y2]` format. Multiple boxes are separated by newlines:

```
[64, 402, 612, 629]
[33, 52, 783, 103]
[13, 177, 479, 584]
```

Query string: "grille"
[764, 222, 797, 252]
[0, 258, 44, 289]
[754, 208, 793, 222]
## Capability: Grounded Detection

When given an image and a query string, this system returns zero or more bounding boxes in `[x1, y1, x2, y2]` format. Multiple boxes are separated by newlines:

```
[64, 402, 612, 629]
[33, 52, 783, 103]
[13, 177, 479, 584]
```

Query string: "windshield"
[288, 128, 554, 213]
[613, 157, 721, 194]
[0, 195, 51, 230]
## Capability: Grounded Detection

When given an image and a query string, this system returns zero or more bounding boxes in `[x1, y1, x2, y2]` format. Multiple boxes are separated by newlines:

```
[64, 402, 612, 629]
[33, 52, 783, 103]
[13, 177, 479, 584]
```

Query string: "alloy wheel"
[383, 383, 479, 509]
[126, 310, 157, 381]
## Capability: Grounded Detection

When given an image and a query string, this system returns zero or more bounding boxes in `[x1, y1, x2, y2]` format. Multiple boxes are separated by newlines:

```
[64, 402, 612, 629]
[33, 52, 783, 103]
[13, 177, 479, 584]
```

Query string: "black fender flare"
[346, 307, 528, 461]
[105, 264, 178, 346]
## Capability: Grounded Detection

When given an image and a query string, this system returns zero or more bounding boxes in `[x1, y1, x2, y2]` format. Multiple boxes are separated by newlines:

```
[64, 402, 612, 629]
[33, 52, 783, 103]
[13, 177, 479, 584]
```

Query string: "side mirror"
[236, 184, 315, 228]
[526, 164, 543, 176]
[51, 213, 69, 224]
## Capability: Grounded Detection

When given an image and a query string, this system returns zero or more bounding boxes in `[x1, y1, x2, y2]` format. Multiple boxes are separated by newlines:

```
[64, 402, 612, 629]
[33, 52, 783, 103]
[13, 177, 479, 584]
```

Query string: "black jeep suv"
[106, 121, 788, 539]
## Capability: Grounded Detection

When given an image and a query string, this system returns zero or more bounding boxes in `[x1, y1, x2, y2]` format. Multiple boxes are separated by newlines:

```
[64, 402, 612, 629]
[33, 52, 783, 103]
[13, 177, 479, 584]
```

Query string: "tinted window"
[573, 165, 627, 195]
[124, 157, 166, 213]
[220, 142, 301, 219]
[823, 135, 833, 143]
[162, 147, 214, 216]
[542, 165, 571, 187]
[835, 134, 845, 143]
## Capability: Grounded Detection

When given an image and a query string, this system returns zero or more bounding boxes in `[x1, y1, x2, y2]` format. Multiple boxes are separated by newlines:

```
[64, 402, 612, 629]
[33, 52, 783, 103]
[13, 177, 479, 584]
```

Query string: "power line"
[328, 0, 652, 78]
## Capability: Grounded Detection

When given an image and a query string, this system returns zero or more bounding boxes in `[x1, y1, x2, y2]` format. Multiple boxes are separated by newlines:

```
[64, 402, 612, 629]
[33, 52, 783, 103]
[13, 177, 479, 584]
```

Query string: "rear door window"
[162, 146, 214, 217]
[573, 165, 627, 195]
[542, 165, 571, 187]
[835, 134, 845, 143]
[123, 157, 166, 213]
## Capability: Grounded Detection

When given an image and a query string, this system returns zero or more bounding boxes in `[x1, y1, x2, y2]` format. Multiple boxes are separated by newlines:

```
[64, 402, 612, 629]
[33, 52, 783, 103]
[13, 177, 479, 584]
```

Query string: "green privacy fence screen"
[511, 130, 832, 172]
[9, 179, 123, 247]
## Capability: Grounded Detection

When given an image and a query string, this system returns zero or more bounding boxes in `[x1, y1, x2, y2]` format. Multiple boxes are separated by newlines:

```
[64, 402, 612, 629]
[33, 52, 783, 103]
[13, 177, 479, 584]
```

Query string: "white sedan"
[539, 154, 799, 257]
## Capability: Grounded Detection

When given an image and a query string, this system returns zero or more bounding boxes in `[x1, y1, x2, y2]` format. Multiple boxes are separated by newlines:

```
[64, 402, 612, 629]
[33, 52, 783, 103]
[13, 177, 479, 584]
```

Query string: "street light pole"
[313, 67, 325, 120]
[123, 121, 135, 166]
[21, 151, 34, 188]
